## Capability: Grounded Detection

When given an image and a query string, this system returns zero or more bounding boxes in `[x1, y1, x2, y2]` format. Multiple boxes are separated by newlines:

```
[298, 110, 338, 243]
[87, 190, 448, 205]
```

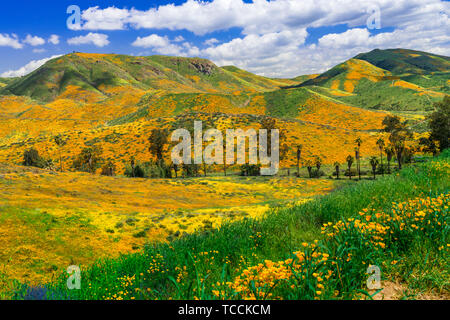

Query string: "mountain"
[0, 53, 295, 103]
[299, 49, 449, 111]
[0, 52, 392, 170]
[0, 49, 447, 172]
[354, 48, 450, 75]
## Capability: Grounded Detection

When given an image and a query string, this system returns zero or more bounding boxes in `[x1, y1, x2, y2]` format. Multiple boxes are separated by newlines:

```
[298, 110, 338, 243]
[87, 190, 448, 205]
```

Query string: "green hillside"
[298, 49, 449, 111]
[0, 53, 291, 103]
[355, 48, 450, 74]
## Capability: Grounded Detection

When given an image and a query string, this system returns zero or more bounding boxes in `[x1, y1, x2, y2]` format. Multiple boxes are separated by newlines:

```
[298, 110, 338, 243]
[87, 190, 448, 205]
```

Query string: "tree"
[334, 161, 340, 180]
[173, 163, 179, 178]
[418, 136, 438, 156]
[346, 155, 354, 180]
[376, 138, 385, 176]
[101, 160, 116, 176]
[73, 146, 103, 174]
[370, 156, 379, 180]
[383, 115, 412, 170]
[54, 134, 66, 172]
[355, 137, 362, 180]
[426, 96, 449, 152]
[314, 156, 322, 172]
[390, 130, 412, 170]
[148, 129, 169, 164]
[296, 145, 303, 177]
[305, 160, 313, 178]
[384, 146, 394, 174]
[382, 115, 402, 133]
[23, 148, 45, 168]
[130, 156, 136, 178]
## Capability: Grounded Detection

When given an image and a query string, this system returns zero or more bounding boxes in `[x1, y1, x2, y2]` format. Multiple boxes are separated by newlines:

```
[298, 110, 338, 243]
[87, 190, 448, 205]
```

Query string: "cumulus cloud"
[132, 34, 182, 55]
[67, 32, 110, 47]
[204, 38, 219, 46]
[71, 0, 449, 35]
[0, 33, 23, 49]
[1, 55, 62, 78]
[23, 35, 45, 46]
[48, 34, 60, 45]
[65, 0, 449, 77]
[132, 34, 201, 56]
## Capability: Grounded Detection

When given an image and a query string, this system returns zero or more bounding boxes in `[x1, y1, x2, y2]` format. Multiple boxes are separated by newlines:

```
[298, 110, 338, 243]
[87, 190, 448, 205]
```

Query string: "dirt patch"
[370, 281, 449, 300]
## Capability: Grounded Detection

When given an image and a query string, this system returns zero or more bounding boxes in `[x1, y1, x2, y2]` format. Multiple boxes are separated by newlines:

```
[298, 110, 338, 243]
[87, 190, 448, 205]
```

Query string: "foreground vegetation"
[14, 150, 449, 300]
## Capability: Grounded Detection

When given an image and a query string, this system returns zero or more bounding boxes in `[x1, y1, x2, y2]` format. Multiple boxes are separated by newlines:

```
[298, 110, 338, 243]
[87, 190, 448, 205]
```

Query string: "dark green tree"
[346, 155, 354, 180]
[426, 96, 449, 152]
[73, 145, 103, 174]
[149, 129, 169, 164]
[376, 138, 385, 176]
[370, 156, 379, 180]
[333, 161, 340, 180]
[54, 134, 66, 172]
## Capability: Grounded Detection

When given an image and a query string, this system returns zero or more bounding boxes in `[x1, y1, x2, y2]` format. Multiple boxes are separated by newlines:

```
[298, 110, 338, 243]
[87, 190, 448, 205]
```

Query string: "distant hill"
[298, 49, 449, 111]
[354, 48, 450, 75]
[0, 53, 296, 103]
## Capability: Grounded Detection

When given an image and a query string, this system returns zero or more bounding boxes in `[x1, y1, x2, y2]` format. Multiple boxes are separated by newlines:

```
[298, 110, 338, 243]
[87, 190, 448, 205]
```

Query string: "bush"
[343, 169, 368, 177]
[72, 146, 103, 173]
[23, 148, 45, 168]
[240, 164, 261, 176]
[310, 168, 325, 178]
[124, 164, 145, 178]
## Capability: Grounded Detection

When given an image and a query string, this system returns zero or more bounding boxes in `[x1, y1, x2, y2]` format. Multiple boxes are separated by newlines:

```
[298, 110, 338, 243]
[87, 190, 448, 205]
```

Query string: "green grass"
[12, 150, 449, 300]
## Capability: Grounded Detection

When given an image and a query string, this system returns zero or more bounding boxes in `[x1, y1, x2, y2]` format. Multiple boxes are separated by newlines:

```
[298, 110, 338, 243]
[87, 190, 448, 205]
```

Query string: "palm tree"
[296, 145, 303, 177]
[333, 161, 341, 180]
[305, 160, 313, 178]
[376, 138, 385, 176]
[370, 156, 379, 180]
[384, 146, 394, 174]
[314, 156, 322, 172]
[334, 161, 340, 180]
[346, 155, 354, 180]
[355, 137, 363, 180]
[54, 134, 66, 172]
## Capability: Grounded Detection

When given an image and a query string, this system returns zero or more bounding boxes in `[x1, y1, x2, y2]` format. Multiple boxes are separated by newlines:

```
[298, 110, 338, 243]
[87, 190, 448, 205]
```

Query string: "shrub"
[124, 164, 145, 178]
[240, 164, 261, 176]
[23, 148, 45, 168]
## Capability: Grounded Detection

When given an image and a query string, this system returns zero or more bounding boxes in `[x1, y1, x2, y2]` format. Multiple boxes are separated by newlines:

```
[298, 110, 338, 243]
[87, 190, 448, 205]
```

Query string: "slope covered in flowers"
[20, 151, 449, 300]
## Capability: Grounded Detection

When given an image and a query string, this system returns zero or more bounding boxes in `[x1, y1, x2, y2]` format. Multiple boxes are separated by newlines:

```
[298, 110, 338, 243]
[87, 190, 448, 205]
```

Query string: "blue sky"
[0, 0, 448, 78]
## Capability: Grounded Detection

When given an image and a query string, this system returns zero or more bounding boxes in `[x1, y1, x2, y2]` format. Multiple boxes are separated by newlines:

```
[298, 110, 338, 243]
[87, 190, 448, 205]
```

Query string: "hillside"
[0, 53, 288, 103]
[355, 48, 450, 75]
[0, 49, 445, 174]
[299, 49, 449, 111]
[0, 52, 396, 172]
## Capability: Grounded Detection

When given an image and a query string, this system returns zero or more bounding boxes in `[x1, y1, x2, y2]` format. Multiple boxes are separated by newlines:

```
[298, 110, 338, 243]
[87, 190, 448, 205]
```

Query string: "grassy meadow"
[7, 151, 448, 300]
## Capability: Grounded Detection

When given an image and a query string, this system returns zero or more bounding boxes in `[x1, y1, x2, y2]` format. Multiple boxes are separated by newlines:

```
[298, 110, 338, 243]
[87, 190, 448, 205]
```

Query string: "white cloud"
[204, 38, 219, 46]
[79, 6, 130, 30]
[72, 0, 449, 35]
[132, 34, 189, 56]
[174, 36, 185, 42]
[67, 32, 110, 47]
[1, 55, 62, 78]
[64, 0, 450, 77]
[48, 34, 60, 45]
[23, 35, 45, 46]
[0, 33, 23, 49]
[133, 34, 171, 48]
